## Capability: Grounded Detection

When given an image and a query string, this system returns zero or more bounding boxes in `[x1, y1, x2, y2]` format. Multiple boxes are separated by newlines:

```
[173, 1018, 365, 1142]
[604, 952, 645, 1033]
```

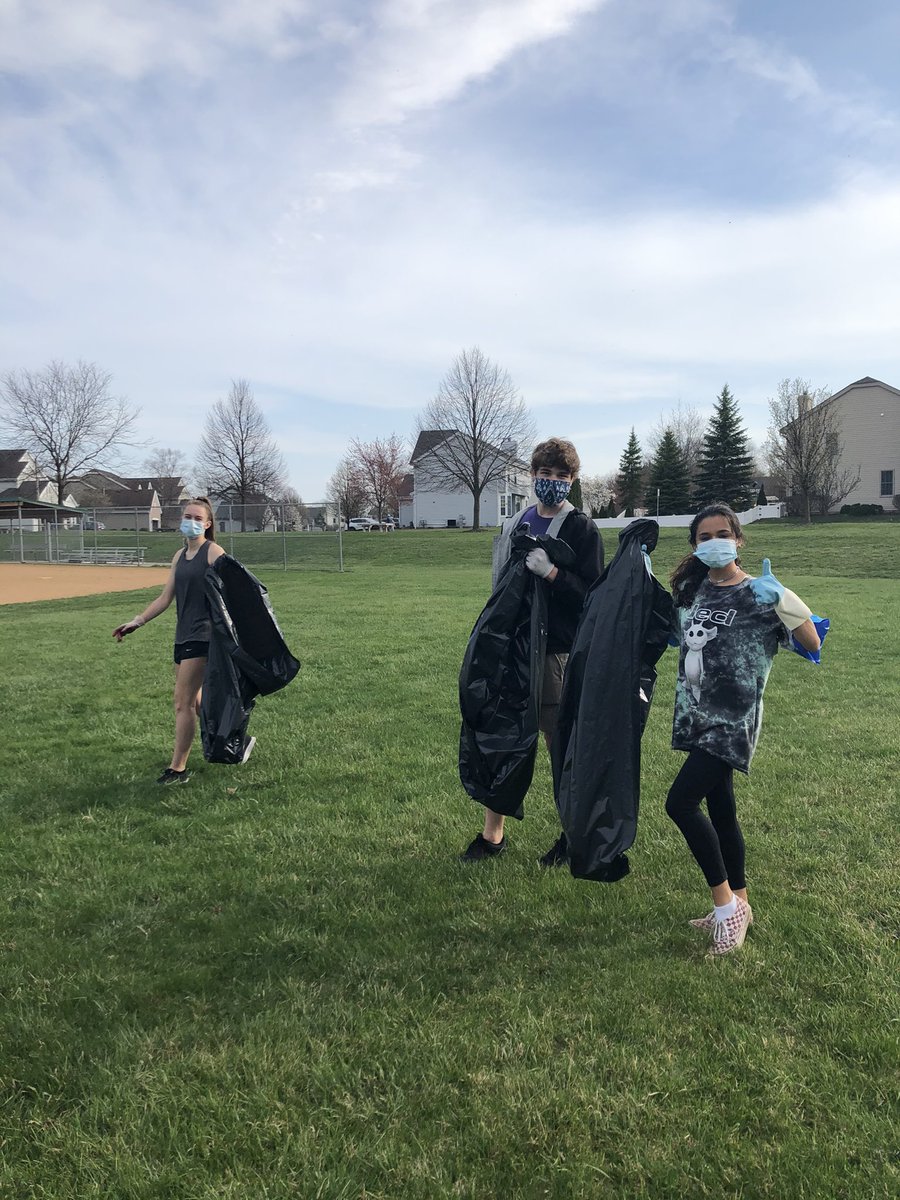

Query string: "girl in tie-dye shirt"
[665, 504, 821, 956]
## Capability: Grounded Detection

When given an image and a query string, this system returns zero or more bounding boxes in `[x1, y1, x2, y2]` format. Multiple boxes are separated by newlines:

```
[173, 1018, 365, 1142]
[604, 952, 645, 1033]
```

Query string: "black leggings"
[665, 749, 746, 891]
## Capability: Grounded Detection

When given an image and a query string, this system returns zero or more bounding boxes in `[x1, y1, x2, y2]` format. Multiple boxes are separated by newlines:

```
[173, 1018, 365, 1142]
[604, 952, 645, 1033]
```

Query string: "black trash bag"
[552, 519, 673, 880]
[201, 555, 300, 764]
[459, 528, 576, 819]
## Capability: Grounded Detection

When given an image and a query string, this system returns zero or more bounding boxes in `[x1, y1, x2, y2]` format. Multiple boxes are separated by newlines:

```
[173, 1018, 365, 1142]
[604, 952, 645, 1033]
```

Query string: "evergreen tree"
[756, 482, 767, 505]
[644, 429, 692, 515]
[694, 385, 756, 510]
[569, 477, 584, 511]
[616, 428, 644, 514]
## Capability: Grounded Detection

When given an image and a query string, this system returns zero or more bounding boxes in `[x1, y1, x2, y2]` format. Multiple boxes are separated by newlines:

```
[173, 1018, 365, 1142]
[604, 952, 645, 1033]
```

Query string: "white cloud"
[0, 0, 312, 79]
[3, 0, 900, 491]
[714, 30, 897, 137]
[337, 0, 609, 125]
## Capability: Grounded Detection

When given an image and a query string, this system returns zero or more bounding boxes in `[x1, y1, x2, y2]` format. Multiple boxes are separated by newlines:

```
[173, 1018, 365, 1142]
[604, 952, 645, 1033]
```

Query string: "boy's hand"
[525, 548, 554, 579]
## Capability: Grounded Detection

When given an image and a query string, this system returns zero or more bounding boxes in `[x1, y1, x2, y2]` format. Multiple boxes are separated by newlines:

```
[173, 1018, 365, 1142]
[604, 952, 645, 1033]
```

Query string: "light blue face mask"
[693, 538, 738, 568]
[180, 518, 205, 539]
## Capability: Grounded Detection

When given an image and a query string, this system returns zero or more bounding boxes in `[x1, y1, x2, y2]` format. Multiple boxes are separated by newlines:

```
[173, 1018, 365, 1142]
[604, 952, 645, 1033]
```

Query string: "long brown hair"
[670, 502, 743, 607]
[184, 497, 217, 542]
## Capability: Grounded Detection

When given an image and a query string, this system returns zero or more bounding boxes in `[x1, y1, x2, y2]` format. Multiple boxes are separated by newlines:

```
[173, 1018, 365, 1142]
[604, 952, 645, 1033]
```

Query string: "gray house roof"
[0, 448, 30, 478]
[410, 430, 456, 462]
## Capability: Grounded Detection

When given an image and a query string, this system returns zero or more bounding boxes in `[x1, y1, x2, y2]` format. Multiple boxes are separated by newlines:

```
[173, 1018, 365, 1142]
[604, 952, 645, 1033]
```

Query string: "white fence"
[593, 504, 785, 530]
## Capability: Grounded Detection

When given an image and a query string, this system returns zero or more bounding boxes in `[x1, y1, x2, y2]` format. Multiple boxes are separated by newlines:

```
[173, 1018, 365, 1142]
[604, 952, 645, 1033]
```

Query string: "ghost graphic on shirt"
[683, 620, 718, 702]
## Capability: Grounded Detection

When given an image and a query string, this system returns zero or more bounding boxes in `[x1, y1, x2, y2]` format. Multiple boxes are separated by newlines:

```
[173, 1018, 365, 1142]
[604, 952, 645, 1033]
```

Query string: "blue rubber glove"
[791, 615, 829, 664]
[749, 558, 785, 606]
[641, 543, 653, 576]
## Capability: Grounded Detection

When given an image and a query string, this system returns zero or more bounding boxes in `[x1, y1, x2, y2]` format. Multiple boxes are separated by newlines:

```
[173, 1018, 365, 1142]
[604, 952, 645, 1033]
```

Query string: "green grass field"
[1, 524, 898, 1198]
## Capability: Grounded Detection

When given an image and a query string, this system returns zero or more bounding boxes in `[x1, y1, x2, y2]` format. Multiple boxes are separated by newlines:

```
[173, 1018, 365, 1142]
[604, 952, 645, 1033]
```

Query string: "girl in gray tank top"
[111, 498, 227, 785]
[174, 538, 212, 645]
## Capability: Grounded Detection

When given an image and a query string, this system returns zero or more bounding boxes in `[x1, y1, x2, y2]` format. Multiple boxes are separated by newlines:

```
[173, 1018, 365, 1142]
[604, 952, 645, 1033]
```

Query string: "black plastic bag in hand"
[201, 555, 300, 764]
[553, 519, 673, 881]
[459, 530, 575, 819]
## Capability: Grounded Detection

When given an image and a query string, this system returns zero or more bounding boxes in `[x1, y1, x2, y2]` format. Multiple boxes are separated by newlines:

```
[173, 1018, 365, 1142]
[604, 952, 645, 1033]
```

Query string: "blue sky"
[2, 0, 900, 498]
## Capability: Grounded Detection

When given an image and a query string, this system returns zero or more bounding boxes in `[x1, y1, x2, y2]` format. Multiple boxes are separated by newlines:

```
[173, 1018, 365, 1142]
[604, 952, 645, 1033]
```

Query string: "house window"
[499, 494, 509, 518]
[880, 470, 894, 497]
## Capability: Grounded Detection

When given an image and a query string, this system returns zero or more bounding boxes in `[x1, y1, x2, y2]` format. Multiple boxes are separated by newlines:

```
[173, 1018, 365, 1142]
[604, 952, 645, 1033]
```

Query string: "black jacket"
[200, 555, 300, 764]
[538, 510, 605, 652]
[552, 519, 673, 880]
[459, 529, 576, 819]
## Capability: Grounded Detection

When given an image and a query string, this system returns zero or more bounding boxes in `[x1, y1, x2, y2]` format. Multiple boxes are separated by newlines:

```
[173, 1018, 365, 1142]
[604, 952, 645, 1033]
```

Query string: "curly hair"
[530, 437, 580, 476]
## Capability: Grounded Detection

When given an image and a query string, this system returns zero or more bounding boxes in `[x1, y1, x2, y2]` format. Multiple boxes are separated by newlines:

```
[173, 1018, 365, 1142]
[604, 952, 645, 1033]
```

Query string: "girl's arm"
[790, 616, 821, 653]
[112, 551, 181, 640]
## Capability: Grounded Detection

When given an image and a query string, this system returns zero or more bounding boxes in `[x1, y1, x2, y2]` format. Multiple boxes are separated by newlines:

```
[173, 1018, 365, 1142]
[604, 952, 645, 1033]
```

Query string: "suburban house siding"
[409, 431, 531, 527]
[824, 379, 900, 509]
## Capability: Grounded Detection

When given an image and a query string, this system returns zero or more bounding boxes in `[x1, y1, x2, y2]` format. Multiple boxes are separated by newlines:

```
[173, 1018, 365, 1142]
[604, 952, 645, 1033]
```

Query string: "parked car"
[347, 517, 381, 531]
[82, 519, 106, 531]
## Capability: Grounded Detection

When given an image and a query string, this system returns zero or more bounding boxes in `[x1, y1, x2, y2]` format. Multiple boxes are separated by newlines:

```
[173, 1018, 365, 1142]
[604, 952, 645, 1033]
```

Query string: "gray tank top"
[174, 540, 212, 644]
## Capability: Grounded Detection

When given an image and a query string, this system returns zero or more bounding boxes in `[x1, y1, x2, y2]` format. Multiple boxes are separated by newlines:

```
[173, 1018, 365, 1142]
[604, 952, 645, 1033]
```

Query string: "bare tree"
[418, 346, 534, 531]
[580, 472, 615, 518]
[327, 456, 371, 528]
[647, 400, 705, 468]
[278, 486, 305, 531]
[142, 447, 192, 507]
[765, 378, 860, 522]
[350, 434, 407, 524]
[197, 379, 286, 530]
[0, 360, 138, 509]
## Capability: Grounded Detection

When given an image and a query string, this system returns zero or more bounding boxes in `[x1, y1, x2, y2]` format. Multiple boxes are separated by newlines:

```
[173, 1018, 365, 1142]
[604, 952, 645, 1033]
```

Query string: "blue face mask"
[180, 518, 205, 539]
[693, 538, 738, 568]
[534, 477, 572, 507]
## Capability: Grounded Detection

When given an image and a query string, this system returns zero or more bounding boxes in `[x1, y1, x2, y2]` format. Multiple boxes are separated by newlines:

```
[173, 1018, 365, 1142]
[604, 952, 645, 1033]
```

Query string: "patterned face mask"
[534, 476, 572, 507]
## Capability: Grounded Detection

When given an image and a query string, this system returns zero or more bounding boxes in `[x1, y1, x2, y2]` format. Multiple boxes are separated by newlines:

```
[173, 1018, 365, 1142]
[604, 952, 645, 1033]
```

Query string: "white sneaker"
[708, 897, 752, 956]
[241, 736, 256, 764]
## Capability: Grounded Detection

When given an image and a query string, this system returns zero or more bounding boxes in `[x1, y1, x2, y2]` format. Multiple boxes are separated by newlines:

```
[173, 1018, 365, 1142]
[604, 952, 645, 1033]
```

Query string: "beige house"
[815, 377, 899, 510]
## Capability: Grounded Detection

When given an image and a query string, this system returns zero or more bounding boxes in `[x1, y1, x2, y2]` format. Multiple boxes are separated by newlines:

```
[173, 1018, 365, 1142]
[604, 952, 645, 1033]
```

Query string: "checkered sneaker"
[689, 910, 716, 932]
[708, 897, 752, 956]
[690, 904, 753, 934]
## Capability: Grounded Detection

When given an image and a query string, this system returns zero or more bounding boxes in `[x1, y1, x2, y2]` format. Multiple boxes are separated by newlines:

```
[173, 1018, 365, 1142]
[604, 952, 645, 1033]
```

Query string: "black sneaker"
[460, 833, 507, 862]
[156, 767, 190, 785]
[538, 833, 569, 868]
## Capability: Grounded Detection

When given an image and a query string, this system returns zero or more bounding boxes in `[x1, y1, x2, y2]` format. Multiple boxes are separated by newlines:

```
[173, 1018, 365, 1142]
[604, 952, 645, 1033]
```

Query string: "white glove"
[113, 615, 145, 641]
[525, 548, 554, 578]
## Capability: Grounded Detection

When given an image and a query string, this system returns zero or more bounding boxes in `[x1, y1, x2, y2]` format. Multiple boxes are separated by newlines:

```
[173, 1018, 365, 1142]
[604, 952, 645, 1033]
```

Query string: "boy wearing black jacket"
[461, 437, 604, 864]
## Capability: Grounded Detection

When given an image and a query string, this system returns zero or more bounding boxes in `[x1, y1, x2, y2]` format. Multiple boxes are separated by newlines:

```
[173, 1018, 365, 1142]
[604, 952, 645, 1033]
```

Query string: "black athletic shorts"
[174, 640, 209, 664]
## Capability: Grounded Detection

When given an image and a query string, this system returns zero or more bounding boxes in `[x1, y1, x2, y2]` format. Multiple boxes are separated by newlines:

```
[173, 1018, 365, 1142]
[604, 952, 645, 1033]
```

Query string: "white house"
[800, 376, 900, 511]
[406, 431, 532, 528]
[0, 448, 79, 528]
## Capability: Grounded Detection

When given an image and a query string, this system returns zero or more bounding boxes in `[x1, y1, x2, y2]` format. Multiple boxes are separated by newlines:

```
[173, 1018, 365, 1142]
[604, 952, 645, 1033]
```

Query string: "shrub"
[839, 503, 884, 516]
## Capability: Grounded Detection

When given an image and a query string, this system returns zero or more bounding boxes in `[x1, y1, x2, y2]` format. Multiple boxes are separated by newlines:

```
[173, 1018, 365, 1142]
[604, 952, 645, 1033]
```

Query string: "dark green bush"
[840, 503, 884, 516]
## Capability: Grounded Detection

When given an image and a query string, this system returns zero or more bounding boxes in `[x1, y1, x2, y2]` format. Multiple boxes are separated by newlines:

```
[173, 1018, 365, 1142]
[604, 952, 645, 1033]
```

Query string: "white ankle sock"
[714, 896, 738, 921]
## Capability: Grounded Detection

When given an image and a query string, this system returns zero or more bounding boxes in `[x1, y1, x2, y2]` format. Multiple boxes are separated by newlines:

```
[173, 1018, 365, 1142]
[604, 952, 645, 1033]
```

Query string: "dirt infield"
[0, 563, 170, 605]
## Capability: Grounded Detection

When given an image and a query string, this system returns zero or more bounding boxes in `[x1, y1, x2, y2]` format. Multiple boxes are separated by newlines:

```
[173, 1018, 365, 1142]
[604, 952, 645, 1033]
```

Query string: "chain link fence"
[0, 503, 346, 571]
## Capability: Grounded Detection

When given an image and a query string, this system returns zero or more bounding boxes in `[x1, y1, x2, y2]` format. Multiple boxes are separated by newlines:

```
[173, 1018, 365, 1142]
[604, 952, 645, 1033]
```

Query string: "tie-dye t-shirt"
[672, 578, 788, 773]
